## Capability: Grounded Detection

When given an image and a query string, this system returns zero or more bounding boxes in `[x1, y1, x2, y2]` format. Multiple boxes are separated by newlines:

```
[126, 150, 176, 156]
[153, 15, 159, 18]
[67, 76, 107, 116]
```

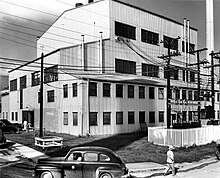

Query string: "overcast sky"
[0, 0, 218, 76]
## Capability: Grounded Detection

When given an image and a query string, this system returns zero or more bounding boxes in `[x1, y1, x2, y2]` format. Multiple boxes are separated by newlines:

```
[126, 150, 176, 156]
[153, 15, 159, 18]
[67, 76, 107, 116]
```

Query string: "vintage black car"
[0, 121, 18, 133]
[0, 119, 23, 131]
[33, 146, 129, 178]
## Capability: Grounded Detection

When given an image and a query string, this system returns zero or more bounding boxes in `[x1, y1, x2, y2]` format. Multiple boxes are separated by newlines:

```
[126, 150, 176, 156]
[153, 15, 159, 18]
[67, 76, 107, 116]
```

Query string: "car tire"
[40, 171, 54, 178]
[99, 172, 113, 178]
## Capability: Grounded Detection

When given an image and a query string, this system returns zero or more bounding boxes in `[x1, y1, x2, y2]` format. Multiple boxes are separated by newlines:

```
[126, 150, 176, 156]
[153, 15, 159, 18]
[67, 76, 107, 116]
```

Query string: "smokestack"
[206, 0, 214, 63]
[81, 35, 85, 71]
[99, 32, 103, 73]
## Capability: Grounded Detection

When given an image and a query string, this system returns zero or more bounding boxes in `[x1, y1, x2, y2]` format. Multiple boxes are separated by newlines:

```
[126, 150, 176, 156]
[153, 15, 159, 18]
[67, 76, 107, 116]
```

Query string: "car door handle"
[71, 165, 75, 170]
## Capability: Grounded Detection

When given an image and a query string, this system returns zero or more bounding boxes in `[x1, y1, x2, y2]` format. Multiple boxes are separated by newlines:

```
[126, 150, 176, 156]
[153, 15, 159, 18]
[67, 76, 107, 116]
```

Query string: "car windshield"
[1, 120, 11, 125]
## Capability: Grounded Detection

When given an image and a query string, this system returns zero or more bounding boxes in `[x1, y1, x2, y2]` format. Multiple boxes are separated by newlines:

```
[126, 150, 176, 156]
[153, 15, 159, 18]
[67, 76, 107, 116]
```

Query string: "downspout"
[187, 20, 190, 66]
[87, 79, 90, 135]
[99, 32, 103, 73]
[81, 35, 85, 71]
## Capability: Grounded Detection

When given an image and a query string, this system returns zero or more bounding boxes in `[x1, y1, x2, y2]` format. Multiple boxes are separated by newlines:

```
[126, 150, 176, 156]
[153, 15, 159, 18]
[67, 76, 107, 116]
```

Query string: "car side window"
[68, 152, 82, 161]
[99, 154, 111, 162]
[84, 152, 98, 162]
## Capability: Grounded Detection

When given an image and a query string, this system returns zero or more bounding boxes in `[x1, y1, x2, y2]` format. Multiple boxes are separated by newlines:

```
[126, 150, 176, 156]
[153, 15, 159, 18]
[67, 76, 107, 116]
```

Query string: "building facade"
[2, 0, 218, 136]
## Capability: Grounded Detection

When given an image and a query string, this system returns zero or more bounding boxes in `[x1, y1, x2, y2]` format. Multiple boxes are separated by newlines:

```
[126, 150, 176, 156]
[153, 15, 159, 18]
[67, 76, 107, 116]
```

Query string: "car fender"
[96, 166, 122, 178]
[34, 164, 64, 178]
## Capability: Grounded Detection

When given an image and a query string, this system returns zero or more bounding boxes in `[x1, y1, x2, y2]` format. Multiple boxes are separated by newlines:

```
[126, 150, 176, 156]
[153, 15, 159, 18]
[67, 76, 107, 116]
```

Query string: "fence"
[148, 125, 220, 147]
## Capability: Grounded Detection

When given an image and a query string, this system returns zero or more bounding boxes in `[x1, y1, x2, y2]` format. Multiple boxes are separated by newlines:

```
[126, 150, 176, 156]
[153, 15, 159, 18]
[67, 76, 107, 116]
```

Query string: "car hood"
[38, 156, 65, 164]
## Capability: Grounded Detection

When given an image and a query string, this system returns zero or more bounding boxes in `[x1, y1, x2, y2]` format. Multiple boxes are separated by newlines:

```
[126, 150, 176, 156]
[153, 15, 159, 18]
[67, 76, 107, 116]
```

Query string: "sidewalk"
[126, 157, 218, 177]
[0, 140, 46, 168]
[0, 140, 218, 178]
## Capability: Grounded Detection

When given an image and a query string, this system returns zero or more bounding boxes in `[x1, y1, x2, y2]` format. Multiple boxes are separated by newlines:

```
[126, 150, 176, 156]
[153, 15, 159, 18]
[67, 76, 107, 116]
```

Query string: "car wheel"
[40, 171, 53, 178]
[99, 172, 113, 178]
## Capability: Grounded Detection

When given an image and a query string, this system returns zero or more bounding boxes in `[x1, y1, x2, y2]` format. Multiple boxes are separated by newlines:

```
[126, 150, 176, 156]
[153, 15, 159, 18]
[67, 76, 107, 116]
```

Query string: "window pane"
[103, 112, 111, 125]
[115, 21, 136, 40]
[63, 112, 68, 125]
[89, 112, 97, 126]
[116, 84, 123, 97]
[139, 86, 145, 98]
[44, 65, 58, 83]
[72, 83, 77, 97]
[116, 112, 123, 124]
[103, 83, 110, 97]
[115, 59, 136, 74]
[84, 153, 98, 162]
[89, 82, 97, 96]
[128, 111, 135, 124]
[139, 111, 145, 123]
[63, 84, 68, 98]
[159, 111, 164, 122]
[47, 90, 55, 102]
[149, 111, 155, 123]
[128, 85, 134, 98]
[149, 87, 155, 99]
[73, 112, 78, 126]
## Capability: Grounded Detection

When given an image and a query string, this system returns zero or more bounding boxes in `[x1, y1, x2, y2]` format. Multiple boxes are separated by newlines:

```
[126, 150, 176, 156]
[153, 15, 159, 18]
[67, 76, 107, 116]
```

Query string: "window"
[89, 112, 97, 126]
[20, 75, 27, 89]
[63, 112, 68, 125]
[115, 21, 136, 40]
[12, 112, 14, 121]
[139, 111, 145, 123]
[182, 70, 185, 81]
[103, 83, 110, 97]
[182, 90, 187, 100]
[194, 91, 199, 101]
[72, 83, 77, 97]
[128, 111, 135, 124]
[190, 71, 195, 82]
[139, 86, 145, 98]
[182, 41, 195, 54]
[44, 65, 58, 83]
[32, 71, 40, 86]
[182, 111, 187, 122]
[84, 153, 98, 162]
[116, 84, 123, 97]
[63, 84, 68, 98]
[89, 82, 97, 96]
[175, 88, 180, 100]
[142, 64, 159, 77]
[103, 112, 111, 125]
[116, 112, 123, 124]
[217, 92, 220, 102]
[38, 92, 40, 103]
[10, 79, 17, 91]
[164, 67, 179, 80]
[159, 111, 164, 122]
[158, 88, 164, 99]
[188, 111, 193, 121]
[128, 85, 134, 98]
[15, 112, 18, 121]
[47, 90, 55, 102]
[73, 112, 78, 126]
[149, 111, 155, 123]
[188, 90, 193, 100]
[115, 59, 136, 74]
[149, 87, 155, 99]
[163, 36, 178, 50]
[141, 29, 159, 45]
[100, 154, 110, 162]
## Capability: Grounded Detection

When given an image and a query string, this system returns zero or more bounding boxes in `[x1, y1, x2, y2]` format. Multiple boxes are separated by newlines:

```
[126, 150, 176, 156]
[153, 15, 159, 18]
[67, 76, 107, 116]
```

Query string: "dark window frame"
[128, 111, 135, 124]
[116, 84, 123, 98]
[47, 90, 55, 102]
[149, 111, 155, 123]
[63, 84, 68, 98]
[103, 112, 111, 125]
[128, 85, 134, 98]
[72, 83, 77, 97]
[141, 29, 159, 45]
[142, 63, 159, 77]
[89, 112, 98, 126]
[139, 111, 145, 123]
[116, 112, 123, 125]
[31, 71, 40, 86]
[115, 21, 136, 40]
[149, 87, 155, 99]
[139, 86, 145, 99]
[103, 83, 111, 97]
[89, 82, 97, 96]
[115, 58, 136, 74]
[10, 79, 17, 91]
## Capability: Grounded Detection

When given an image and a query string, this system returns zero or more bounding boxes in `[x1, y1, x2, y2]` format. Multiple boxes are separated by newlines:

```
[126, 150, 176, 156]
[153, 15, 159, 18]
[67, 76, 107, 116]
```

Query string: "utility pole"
[189, 48, 208, 123]
[158, 37, 180, 128]
[39, 53, 44, 138]
[205, 51, 220, 119]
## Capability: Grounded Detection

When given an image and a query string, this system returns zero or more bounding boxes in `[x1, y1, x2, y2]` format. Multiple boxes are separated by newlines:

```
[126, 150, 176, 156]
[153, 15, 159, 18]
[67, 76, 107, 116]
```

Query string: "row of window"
[10, 65, 58, 92]
[116, 58, 197, 82]
[115, 21, 195, 52]
[2, 112, 18, 121]
[63, 111, 165, 126]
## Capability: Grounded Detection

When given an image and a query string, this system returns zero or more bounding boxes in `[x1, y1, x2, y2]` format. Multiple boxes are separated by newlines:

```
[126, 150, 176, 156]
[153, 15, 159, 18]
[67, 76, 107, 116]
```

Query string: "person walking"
[164, 145, 176, 176]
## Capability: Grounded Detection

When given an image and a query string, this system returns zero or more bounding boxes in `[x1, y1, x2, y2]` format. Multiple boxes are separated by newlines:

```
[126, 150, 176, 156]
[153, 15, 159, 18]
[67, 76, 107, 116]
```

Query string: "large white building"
[2, 0, 218, 136]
